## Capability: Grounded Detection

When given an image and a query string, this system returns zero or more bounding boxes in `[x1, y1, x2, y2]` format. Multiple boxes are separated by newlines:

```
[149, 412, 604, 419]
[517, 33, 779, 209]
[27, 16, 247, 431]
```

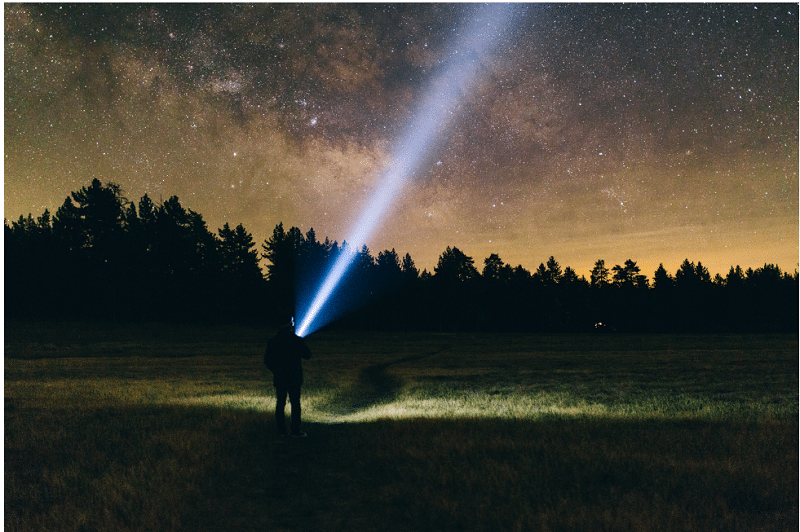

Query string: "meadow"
[5, 321, 798, 531]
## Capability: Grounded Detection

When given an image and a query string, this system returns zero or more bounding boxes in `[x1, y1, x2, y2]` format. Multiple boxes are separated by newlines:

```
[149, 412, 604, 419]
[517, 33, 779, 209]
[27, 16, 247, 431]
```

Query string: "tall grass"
[5, 322, 798, 531]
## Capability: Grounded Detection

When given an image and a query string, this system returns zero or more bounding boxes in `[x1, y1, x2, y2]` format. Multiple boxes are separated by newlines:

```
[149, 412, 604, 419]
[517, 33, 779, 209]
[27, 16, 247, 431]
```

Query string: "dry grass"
[5, 322, 798, 531]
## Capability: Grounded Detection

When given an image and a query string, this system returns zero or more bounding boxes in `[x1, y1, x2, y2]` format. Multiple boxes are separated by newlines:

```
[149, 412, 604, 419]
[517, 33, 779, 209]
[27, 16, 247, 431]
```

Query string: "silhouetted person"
[264, 319, 312, 438]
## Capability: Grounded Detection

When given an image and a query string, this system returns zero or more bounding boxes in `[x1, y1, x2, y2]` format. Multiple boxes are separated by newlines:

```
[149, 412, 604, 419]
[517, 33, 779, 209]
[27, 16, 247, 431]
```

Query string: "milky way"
[5, 4, 798, 278]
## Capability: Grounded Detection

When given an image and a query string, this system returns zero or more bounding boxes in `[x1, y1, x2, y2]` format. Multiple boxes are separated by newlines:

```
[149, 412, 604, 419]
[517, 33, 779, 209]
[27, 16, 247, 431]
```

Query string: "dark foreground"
[5, 322, 798, 531]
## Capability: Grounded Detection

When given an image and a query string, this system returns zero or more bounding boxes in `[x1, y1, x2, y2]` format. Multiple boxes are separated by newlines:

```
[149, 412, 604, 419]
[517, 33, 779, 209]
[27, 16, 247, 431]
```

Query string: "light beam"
[296, 5, 521, 337]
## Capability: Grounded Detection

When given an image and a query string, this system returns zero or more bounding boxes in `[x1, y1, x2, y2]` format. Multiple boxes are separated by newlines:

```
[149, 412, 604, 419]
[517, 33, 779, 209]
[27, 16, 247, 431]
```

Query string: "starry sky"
[5, 3, 798, 279]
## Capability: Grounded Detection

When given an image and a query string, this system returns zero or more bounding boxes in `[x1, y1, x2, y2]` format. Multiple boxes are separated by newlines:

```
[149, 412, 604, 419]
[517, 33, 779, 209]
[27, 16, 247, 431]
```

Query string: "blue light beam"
[296, 5, 520, 337]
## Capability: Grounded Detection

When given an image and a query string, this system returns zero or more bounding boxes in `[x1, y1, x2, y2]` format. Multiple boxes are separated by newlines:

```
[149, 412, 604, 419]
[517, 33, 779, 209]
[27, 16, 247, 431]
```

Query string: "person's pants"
[275, 383, 302, 435]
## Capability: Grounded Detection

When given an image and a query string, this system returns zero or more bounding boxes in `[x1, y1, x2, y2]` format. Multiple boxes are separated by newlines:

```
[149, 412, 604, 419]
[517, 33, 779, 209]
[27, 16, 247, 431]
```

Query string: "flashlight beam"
[296, 5, 520, 338]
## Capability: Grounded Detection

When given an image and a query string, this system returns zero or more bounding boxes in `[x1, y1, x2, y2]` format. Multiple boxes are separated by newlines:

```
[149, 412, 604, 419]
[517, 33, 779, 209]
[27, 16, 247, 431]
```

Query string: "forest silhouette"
[6, 179, 797, 333]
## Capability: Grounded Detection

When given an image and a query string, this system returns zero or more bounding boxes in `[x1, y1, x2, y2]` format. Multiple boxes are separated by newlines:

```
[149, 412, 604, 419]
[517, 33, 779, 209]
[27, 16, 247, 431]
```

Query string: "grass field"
[5, 321, 798, 531]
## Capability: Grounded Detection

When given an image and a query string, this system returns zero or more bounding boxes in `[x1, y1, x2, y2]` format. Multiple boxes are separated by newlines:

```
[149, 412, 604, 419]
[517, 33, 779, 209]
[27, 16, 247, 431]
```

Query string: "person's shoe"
[291, 431, 307, 438]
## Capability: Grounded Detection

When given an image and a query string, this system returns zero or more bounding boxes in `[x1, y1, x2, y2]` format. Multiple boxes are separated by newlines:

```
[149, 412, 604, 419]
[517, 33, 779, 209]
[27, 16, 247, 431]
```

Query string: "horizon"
[6, 185, 797, 283]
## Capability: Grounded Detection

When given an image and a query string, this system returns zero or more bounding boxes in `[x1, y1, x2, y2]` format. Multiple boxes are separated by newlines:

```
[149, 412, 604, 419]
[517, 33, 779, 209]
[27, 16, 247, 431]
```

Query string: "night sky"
[5, 3, 798, 278]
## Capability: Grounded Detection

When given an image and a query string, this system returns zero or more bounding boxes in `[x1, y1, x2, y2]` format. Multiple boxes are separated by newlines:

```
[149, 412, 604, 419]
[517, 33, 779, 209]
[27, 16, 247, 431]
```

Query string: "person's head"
[279, 316, 295, 334]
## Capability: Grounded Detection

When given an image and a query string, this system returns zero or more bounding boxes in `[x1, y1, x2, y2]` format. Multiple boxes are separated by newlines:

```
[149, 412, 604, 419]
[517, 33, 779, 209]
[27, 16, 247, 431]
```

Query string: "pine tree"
[482, 253, 505, 280]
[590, 259, 610, 288]
[401, 252, 419, 281]
[434, 246, 478, 283]
[652, 263, 673, 291]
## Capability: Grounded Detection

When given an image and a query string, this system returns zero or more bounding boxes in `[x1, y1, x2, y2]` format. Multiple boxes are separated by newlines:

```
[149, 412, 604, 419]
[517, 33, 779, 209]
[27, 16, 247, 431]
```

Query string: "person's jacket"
[265, 328, 311, 386]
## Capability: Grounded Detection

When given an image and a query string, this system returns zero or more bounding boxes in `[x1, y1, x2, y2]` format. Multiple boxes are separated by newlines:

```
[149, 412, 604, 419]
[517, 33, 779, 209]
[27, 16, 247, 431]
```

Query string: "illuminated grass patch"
[9, 329, 794, 424]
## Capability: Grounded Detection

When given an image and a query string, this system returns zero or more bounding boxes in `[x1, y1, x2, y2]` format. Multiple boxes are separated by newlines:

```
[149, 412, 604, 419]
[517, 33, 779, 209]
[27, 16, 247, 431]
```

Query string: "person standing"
[264, 318, 312, 438]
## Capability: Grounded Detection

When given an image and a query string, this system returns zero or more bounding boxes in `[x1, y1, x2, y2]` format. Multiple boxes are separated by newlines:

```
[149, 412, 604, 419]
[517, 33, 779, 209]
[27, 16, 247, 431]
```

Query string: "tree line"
[6, 179, 263, 321]
[6, 179, 797, 332]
